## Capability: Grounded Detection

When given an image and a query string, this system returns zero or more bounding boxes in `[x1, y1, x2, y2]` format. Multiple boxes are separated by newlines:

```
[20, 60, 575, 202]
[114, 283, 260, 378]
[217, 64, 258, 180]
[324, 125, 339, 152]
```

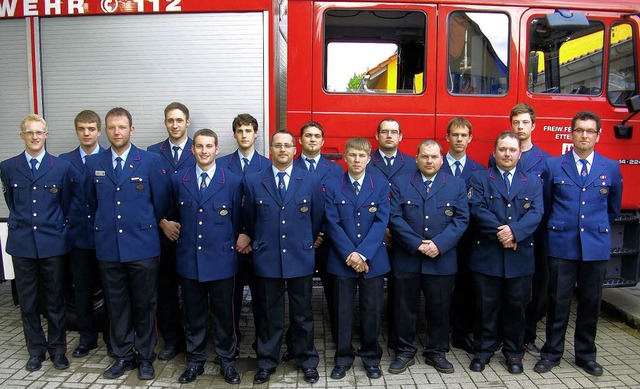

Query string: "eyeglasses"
[272, 143, 294, 149]
[22, 131, 47, 138]
[572, 129, 599, 136]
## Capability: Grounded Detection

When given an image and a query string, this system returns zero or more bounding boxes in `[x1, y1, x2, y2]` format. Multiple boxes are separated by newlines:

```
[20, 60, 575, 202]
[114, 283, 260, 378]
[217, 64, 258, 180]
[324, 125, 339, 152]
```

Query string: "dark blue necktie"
[200, 172, 208, 194]
[277, 172, 287, 201]
[172, 146, 180, 163]
[425, 179, 432, 193]
[579, 159, 588, 185]
[114, 157, 123, 179]
[242, 157, 249, 173]
[30, 158, 38, 175]
[353, 181, 360, 195]
[503, 171, 511, 193]
[384, 156, 394, 171]
[454, 161, 462, 177]
[306, 158, 316, 172]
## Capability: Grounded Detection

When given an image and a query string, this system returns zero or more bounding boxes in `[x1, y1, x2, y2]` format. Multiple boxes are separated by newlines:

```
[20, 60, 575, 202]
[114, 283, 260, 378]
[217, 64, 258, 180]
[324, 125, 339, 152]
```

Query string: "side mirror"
[545, 9, 589, 31]
[614, 95, 640, 139]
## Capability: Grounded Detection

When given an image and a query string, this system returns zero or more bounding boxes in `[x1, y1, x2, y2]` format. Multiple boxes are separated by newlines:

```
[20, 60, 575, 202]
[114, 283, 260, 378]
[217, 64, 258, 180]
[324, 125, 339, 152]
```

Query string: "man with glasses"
[1, 114, 79, 372]
[242, 129, 322, 385]
[534, 111, 622, 376]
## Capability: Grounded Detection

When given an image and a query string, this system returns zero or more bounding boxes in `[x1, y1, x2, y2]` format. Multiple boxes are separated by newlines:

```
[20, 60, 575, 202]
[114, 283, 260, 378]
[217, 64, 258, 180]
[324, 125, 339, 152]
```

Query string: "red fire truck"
[1, 0, 639, 293]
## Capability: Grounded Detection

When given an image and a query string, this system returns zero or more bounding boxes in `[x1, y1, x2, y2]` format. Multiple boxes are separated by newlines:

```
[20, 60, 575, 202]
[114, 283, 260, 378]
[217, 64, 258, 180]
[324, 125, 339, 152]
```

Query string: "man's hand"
[384, 228, 393, 248]
[159, 219, 180, 241]
[314, 232, 325, 249]
[497, 225, 515, 245]
[346, 251, 369, 273]
[236, 233, 253, 254]
[419, 239, 440, 258]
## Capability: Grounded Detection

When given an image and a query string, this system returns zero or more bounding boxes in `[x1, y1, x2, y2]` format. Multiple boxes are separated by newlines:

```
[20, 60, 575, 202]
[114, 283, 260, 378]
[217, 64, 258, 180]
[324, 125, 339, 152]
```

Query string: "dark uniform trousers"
[181, 276, 237, 368]
[542, 257, 607, 363]
[395, 271, 456, 359]
[233, 251, 257, 344]
[254, 275, 318, 370]
[333, 275, 384, 367]
[524, 229, 548, 344]
[472, 272, 532, 360]
[449, 232, 474, 338]
[13, 255, 66, 357]
[98, 257, 158, 362]
[157, 239, 185, 349]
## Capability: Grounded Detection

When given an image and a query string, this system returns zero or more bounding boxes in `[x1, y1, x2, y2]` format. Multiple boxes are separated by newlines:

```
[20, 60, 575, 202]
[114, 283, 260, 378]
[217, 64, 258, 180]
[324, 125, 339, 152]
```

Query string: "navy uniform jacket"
[85, 145, 170, 262]
[217, 150, 271, 175]
[147, 138, 195, 175]
[59, 147, 101, 250]
[390, 171, 469, 275]
[242, 166, 323, 278]
[294, 155, 343, 188]
[367, 149, 417, 187]
[543, 152, 622, 261]
[324, 173, 390, 279]
[442, 156, 486, 185]
[468, 167, 543, 278]
[1, 152, 78, 258]
[488, 144, 551, 179]
[171, 166, 243, 282]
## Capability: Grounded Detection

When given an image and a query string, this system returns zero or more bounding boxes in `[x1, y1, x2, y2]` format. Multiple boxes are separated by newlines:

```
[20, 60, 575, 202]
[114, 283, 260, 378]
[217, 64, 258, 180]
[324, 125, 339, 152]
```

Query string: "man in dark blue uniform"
[366, 118, 417, 349]
[242, 129, 322, 385]
[59, 110, 110, 358]
[85, 107, 170, 380]
[147, 102, 194, 361]
[468, 131, 543, 374]
[325, 138, 389, 380]
[169, 129, 242, 384]
[1, 114, 78, 372]
[389, 139, 469, 375]
[442, 117, 485, 354]
[534, 111, 622, 377]
[217, 113, 271, 351]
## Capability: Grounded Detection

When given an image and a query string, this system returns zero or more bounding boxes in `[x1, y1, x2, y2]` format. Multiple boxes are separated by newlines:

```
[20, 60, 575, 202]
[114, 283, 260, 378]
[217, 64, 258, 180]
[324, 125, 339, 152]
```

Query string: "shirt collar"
[169, 138, 188, 151]
[111, 145, 132, 165]
[572, 150, 594, 166]
[421, 172, 437, 183]
[272, 164, 293, 177]
[348, 173, 365, 187]
[445, 152, 467, 169]
[79, 145, 100, 162]
[24, 150, 45, 165]
[302, 154, 320, 165]
[379, 150, 397, 160]
[497, 166, 516, 177]
[237, 149, 255, 163]
[196, 163, 216, 180]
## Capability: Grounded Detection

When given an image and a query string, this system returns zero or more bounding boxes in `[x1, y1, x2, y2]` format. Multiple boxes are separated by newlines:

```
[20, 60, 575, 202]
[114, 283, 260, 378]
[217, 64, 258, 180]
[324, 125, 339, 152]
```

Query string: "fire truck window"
[324, 9, 426, 94]
[607, 23, 637, 106]
[447, 12, 509, 95]
[528, 17, 605, 95]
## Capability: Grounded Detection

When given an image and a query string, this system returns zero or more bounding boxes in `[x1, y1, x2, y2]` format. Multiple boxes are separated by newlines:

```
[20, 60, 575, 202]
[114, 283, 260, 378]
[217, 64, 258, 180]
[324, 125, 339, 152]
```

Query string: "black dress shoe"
[103, 358, 137, 379]
[330, 365, 351, 379]
[302, 367, 319, 383]
[506, 358, 524, 374]
[533, 358, 560, 373]
[364, 364, 382, 379]
[253, 367, 276, 384]
[138, 361, 155, 380]
[158, 345, 180, 361]
[25, 355, 45, 372]
[221, 366, 241, 384]
[451, 336, 475, 354]
[388, 356, 415, 374]
[576, 359, 603, 376]
[51, 354, 70, 370]
[469, 357, 488, 372]
[72, 344, 97, 358]
[524, 342, 541, 355]
[425, 356, 455, 374]
[178, 365, 204, 384]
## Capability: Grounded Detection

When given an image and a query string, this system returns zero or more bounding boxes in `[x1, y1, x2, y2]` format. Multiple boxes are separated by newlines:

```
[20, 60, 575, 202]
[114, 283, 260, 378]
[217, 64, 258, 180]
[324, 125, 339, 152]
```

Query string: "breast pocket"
[516, 194, 534, 216]
[94, 176, 111, 200]
[43, 181, 62, 202]
[401, 198, 421, 222]
[437, 201, 456, 225]
[9, 181, 28, 205]
[592, 178, 612, 197]
[334, 199, 354, 220]
[130, 177, 149, 198]
[256, 198, 272, 220]
[296, 196, 312, 218]
[213, 201, 232, 224]
[553, 177, 576, 199]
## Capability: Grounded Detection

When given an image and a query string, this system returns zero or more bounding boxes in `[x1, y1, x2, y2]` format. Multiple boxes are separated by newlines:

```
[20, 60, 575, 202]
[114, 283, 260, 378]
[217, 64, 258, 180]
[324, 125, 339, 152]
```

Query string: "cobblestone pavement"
[1, 281, 639, 389]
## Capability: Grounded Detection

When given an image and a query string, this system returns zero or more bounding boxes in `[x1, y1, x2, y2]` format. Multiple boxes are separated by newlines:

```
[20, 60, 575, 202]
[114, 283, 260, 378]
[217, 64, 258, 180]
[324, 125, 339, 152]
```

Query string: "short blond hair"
[345, 137, 371, 154]
[20, 114, 47, 133]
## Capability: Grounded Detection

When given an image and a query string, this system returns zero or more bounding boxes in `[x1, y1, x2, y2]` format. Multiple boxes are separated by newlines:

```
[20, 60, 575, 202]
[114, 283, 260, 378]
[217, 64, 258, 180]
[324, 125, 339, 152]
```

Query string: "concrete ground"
[1, 281, 639, 389]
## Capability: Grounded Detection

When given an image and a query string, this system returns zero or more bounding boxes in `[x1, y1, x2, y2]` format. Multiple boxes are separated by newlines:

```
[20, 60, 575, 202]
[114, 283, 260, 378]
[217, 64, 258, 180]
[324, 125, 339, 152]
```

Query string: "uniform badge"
[369, 206, 377, 213]
[467, 187, 473, 199]
[49, 188, 59, 193]
[524, 202, 531, 209]
[136, 184, 145, 191]
[444, 209, 453, 216]
[300, 206, 309, 213]
[220, 209, 229, 216]
[600, 188, 608, 194]
[95, 170, 105, 176]
[600, 174, 607, 180]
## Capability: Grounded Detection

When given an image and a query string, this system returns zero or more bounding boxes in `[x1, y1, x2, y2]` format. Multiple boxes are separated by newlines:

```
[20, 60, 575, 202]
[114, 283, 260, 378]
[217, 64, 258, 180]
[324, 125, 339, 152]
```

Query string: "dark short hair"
[300, 121, 324, 137]
[446, 117, 472, 135]
[105, 107, 132, 127]
[232, 113, 258, 133]
[270, 128, 296, 145]
[510, 103, 536, 123]
[377, 118, 401, 134]
[193, 128, 218, 146]
[571, 110, 601, 133]
[417, 139, 443, 155]
[74, 110, 101, 130]
[164, 102, 190, 120]
[494, 130, 520, 150]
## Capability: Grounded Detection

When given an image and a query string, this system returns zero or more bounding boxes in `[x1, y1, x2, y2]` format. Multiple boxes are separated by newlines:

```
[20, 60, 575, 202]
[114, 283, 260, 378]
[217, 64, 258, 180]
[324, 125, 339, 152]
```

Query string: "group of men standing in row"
[1, 101, 621, 384]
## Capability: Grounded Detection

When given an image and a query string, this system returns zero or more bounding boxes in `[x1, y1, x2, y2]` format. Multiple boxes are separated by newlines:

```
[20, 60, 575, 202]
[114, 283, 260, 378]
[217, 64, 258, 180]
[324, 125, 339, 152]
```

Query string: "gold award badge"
[220, 209, 229, 216]
[369, 206, 377, 213]
[524, 202, 531, 209]
[444, 209, 453, 216]
[136, 184, 145, 191]
[600, 188, 608, 195]
[300, 206, 309, 213]
[49, 188, 59, 193]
